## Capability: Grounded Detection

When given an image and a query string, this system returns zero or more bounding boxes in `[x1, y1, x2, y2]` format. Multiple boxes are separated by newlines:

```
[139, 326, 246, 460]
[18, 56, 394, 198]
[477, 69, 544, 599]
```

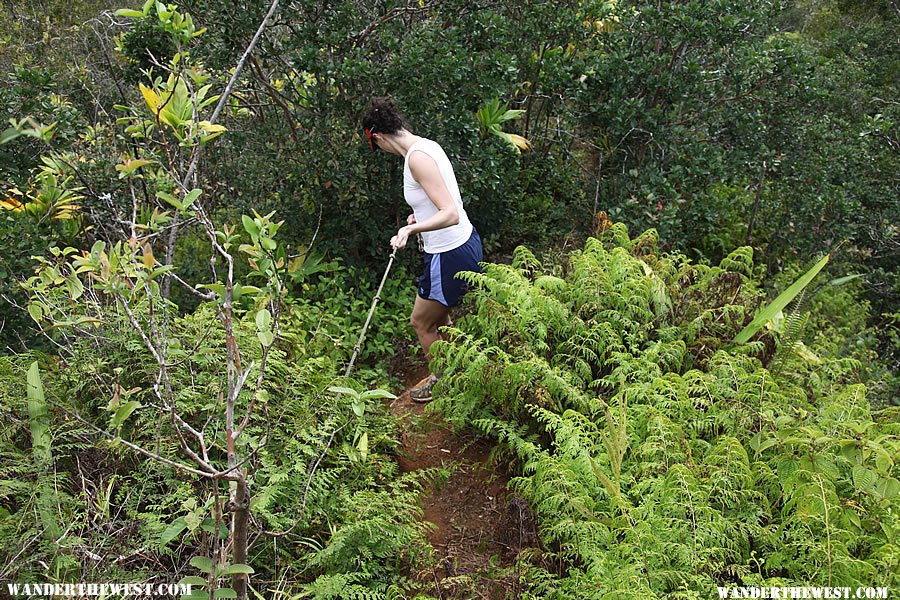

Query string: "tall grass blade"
[733, 253, 830, 344]
[27, 361, 61, 541]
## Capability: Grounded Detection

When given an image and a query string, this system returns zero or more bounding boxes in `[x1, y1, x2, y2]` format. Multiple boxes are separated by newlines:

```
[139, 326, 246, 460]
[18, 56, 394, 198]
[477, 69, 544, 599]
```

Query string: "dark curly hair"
[362, 97, 406, 134]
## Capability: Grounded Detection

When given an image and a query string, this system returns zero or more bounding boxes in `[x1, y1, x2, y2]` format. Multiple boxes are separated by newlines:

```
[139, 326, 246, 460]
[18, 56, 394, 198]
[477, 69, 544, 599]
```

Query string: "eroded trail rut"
[387, 370, 538, 599]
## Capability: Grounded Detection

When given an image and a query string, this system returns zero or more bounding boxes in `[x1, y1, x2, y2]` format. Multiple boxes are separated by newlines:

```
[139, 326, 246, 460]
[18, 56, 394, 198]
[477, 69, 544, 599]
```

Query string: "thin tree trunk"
[162, 0, 281, 299]
[230, 477, 250, 599]
[745, 159, 767, 246]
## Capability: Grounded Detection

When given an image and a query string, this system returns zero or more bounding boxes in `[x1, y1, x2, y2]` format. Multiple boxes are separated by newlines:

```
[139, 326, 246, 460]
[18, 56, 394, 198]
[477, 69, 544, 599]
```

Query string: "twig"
[44, 394, 219, 479]
[163, 0, 282, 298]
[183, 0, 281, 187]
[260, 418, 349, 537]
[353, 2, 435, 47]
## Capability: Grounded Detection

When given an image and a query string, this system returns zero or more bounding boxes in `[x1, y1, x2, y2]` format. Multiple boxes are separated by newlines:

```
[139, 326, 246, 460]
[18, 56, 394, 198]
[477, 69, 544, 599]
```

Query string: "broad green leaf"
[255, 309, 271, 332]
[200, 517, 229, 538]
[839, 441, 859, 463]
[112, 400, 141, 429]
[157, 191, 184, 210]
[214, 588, 237, 599]
[177, 576, 207, 587]
[242, 215, 259, 238]
[733, 253, 830, 344]
[27, 303, 43, 323]
[749, 432, 778, 454]
[219, 564, 255, 575]
[257, 330, 274, 347]
[351, 400, 365, 417]
[359, 389, 397, 401]
[65, 273, 84, 300]
[234, 285, 262, 302]
[255, 389, 269, 405]
[190, 556, 214, 574]
[115, 8, 145, 17]
[182, 189, 202, 209]
[90, 240, 106, 259]
[875, 477, 900, 499]
[499, 109, 526, 122]
[328, 386, 358, 397]
[184, 509, 202, 532]
[852, 465, 878, 492]
[875, 451, 894, 474]
[160, 517, 187, 547]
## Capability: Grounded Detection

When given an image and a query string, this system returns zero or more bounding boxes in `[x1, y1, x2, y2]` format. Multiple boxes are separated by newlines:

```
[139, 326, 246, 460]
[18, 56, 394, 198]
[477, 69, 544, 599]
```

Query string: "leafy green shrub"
[0, 294, 434, 595]
[117, 17, 177, 84]
[0, 66, 86, 182]
[0, 213, 57, 353]
[429, 223, 899, 597]
[283, 259, 418, 382]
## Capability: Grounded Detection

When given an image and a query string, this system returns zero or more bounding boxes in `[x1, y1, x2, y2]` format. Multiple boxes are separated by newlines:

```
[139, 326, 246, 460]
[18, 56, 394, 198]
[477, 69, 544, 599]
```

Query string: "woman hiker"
[362, 97, 483, 402]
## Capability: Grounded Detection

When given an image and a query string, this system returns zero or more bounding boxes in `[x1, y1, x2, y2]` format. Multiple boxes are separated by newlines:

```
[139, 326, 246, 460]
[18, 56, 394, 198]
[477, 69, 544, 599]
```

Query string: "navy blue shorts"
[418, 228, 483, 307]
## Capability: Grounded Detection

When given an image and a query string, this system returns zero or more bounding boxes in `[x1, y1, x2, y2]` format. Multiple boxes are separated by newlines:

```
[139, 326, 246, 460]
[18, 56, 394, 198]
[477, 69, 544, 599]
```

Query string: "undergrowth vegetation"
[1, 0, 896, 597]
[429, 223, 899, 597]
[0, 293, 434, 598]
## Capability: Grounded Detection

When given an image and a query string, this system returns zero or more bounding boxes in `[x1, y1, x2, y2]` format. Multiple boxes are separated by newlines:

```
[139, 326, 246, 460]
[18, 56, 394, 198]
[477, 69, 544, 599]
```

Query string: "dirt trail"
[388, 368, 537, 599]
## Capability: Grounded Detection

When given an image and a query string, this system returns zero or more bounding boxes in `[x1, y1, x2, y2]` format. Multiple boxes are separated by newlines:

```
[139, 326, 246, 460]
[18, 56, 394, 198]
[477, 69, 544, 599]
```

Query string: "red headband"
[364, 128, 376, 152]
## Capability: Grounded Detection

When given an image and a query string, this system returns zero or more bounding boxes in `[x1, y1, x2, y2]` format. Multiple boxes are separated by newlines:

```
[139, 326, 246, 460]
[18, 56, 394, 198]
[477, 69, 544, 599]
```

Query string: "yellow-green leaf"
[139, 83, 161, 114]
[508, 133, 532, 151]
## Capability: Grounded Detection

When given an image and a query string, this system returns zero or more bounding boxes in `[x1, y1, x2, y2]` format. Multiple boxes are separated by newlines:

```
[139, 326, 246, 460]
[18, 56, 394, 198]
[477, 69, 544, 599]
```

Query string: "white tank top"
[403, 137, 473, 253]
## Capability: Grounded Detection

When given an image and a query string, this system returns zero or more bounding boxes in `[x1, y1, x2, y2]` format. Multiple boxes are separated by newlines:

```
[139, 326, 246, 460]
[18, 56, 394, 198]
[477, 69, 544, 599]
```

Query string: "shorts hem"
[417, 290, 454, 308]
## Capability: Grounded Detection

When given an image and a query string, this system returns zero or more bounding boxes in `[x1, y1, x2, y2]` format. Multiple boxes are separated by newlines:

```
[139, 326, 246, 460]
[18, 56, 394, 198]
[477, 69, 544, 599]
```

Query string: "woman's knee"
[410, 306, 446, 333]
[410, 312, 434, 333]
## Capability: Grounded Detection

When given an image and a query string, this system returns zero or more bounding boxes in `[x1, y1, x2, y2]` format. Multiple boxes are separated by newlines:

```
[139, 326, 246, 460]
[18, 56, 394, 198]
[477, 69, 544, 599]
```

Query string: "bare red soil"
[388, 369, 539, 599]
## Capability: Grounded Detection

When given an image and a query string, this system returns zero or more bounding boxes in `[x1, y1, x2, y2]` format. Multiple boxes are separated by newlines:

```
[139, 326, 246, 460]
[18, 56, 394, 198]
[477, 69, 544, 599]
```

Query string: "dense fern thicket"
[429, 224, 899, 597]
[0, 297, 434, 597]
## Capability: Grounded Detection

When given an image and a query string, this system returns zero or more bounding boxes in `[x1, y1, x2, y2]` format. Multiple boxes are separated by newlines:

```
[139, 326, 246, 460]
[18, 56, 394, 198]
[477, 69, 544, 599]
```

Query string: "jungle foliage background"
[0, 0, 897, 598]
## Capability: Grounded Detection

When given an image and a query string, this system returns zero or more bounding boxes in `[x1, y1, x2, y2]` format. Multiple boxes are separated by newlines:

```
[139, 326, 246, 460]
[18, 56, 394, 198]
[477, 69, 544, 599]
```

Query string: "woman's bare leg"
[410, 295, 452, 359]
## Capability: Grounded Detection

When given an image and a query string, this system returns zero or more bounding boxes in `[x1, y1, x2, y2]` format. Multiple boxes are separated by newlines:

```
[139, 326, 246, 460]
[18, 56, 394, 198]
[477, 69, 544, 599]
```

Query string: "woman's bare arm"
[390, 150, 460, 249]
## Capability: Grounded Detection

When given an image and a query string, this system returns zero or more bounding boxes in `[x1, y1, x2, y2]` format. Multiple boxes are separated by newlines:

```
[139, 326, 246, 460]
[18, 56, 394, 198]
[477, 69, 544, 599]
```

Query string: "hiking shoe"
[409, 375, 438, 403]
